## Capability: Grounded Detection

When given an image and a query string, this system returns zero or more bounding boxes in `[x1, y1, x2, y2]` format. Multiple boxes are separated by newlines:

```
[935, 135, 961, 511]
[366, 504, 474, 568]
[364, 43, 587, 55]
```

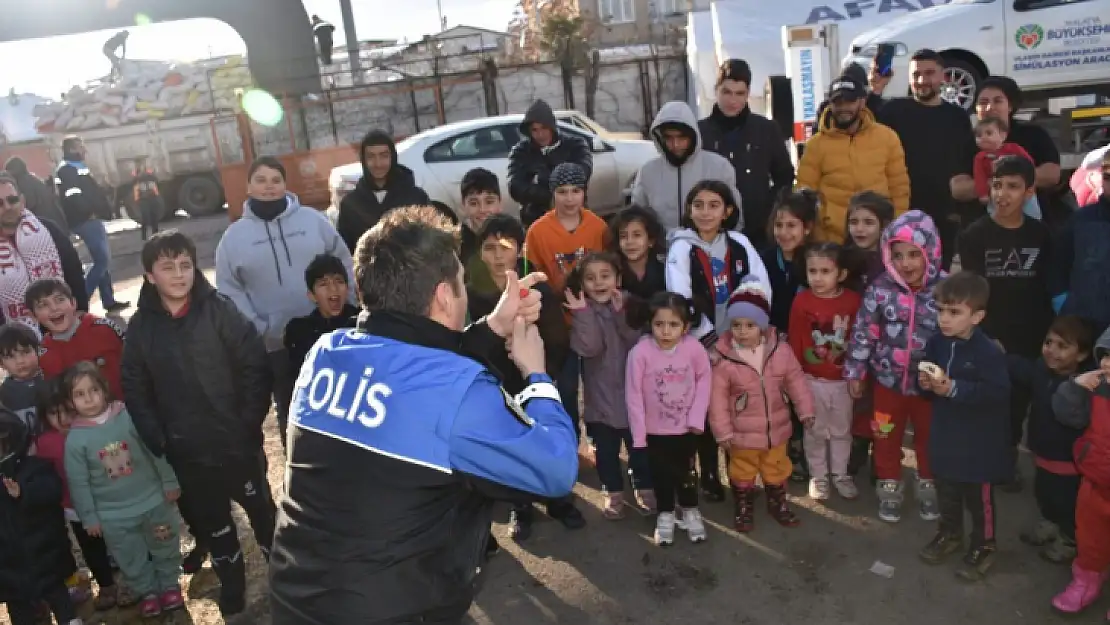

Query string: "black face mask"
[249, 197, 287, 221]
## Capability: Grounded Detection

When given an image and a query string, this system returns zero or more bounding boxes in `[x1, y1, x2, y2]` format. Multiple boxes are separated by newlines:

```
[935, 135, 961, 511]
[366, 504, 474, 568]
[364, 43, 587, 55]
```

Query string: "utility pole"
[339, 0, 363, 85]
[436, 0, 446, 31]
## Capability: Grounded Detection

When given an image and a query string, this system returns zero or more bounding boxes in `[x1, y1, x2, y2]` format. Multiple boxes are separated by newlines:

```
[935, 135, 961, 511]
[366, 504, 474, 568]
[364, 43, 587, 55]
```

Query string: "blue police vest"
[290, 330, 483, 473]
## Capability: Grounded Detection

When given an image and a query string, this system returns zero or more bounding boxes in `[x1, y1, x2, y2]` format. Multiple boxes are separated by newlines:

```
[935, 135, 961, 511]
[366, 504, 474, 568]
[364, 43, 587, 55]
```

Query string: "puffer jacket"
[569, 296, 644, 429]
[507, 100, 593, 225]
[708, 331, 814, 450]
[631, 101, 742, 233]
[1053, 328, 1110, 492]
[121, 272, 273, 467]
[844, 210, 944, 395]
[0, 455, 76, 604]
[796, 107, 910, 242]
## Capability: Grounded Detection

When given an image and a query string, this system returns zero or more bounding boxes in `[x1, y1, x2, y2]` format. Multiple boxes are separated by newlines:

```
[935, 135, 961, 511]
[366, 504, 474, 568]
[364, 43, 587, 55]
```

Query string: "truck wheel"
[177, 176, 225, 217]
[939, 57, 981, 111]
[765, 75, 794, 140]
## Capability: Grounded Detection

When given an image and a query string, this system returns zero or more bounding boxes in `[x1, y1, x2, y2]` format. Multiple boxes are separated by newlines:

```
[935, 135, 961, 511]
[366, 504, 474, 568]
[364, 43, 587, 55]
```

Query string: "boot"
[766, 483, 800, 527]
[213, 554, 247, 618]
[876, 479, 904, 523]
[955, 542, 997, 582]
[1052, 562, 1106, 614]
[915, 478, 940, 521]
[731, 485, 755, 533]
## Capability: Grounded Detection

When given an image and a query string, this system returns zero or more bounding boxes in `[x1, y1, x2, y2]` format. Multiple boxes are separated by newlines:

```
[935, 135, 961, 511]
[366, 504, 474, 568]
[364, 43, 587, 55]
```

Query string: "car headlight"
[858, 42, 909, 57]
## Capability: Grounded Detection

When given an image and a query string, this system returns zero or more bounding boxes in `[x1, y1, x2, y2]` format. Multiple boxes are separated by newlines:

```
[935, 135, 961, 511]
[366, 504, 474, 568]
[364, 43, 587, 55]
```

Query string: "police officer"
[269, 205, 580, 625]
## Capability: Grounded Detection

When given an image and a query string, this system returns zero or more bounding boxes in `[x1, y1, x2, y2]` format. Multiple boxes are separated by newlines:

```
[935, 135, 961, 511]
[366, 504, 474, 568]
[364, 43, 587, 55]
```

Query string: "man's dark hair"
[460, 168, 500, 200]
[476, 213, 525, 250]
[3, 157, 28, 177]
[976, 116, 1009, 134]
[1048, 315, 1097, 356]
[141, 229, 197, 272]
[354, 205, 461, 315]
[0, 173, 19, 194]
[992, 155, 1035, 188]
[935, 272, 990, 312]
[716, 59, 752, 87]
[247, 156, 286, 181]
[910, 48, 944, 66]
[0, 323, 40, 360]
[61, 135, 82, 153]
[24, 278, 73, 311]
[304, 254, 349, 291]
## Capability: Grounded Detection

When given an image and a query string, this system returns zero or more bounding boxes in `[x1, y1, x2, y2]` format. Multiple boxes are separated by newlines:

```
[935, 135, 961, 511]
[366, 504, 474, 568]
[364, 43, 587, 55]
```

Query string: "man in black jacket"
[699, 59, 794, 248]
[269, 206, 579, 625]
[336, 129, 431, 253]
[4, 157, 67, 234]
[507, 99, 593, 227]
[55, 135, 128, 312]
[121, 230, 274, 619]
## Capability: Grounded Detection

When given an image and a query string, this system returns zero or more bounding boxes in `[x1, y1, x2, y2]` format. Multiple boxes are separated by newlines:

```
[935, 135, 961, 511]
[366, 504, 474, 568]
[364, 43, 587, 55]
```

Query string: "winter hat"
[549, 162, 588, 191]
[725, 276, 771, 329]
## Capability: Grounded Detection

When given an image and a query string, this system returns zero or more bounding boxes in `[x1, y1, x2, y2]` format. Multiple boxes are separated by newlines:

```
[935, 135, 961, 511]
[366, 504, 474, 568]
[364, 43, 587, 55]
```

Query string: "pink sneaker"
[602, 492, 625, 520]
[139, 594, 162, 618]
[1051, 563, 1106, 614]
[159, 587, 185, 611]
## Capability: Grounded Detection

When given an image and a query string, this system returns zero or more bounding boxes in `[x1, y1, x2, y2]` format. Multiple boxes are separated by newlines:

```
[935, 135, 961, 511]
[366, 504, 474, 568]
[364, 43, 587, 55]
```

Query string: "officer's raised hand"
[488, 270, 547, 338]
[509, 316, 545, 376]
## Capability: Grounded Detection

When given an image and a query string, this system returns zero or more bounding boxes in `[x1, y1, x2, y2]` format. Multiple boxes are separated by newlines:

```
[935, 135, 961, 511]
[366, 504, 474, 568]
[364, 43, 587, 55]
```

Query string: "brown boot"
[732, 485, 755, 533]
[766, 483, 800, 527]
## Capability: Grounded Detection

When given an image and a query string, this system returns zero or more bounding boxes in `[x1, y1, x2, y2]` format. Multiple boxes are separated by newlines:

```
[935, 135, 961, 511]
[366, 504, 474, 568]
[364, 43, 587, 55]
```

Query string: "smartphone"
[874, 43, 896, 77]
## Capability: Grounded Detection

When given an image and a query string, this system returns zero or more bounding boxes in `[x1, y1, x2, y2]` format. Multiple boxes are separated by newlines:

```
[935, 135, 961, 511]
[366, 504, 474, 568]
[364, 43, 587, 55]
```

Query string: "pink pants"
[803, 376, 854, 478]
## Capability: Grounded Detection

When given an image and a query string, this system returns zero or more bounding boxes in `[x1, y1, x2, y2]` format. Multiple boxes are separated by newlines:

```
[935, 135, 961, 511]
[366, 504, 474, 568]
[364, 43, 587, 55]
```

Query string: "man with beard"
[873, 48, 978, 267]
[698, 59, 794, 248]
[797, 74, 909, 243]
[335, 130, 432, 253]
[507, 99, 592, 227]
[0, 175, 87, 330]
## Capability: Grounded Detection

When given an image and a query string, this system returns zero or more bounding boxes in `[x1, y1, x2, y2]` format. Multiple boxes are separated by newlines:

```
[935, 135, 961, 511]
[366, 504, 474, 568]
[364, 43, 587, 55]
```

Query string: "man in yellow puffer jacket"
[797, 75, 910, 242]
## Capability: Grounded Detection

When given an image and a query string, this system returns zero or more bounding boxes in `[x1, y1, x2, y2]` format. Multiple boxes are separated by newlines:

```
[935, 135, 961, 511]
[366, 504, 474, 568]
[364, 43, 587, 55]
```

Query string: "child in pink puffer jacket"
[709, 276, 814, 534]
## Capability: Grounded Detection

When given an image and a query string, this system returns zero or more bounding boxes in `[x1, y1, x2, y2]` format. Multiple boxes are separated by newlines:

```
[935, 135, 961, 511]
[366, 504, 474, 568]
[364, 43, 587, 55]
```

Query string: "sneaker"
[602, 492, 626, 520]
[919, 532, 964, 565]
[633, 489, 657, 515]
[1020, 519, 1058, 547]
[832, 474, 859, 499]
[808, 477, 830, 500]
[104, 301, 131, 313]
[159, 588, 184, 611]
[1052, 562, 1106, 614]
[876, 480, 903, 523]
[955, 544, 996, 582]
[139, 594, 162, 618]
[654, 511, 677, 546]
[1041, 536, 1078, 564]
[916, 479, 940, 521]
[509, 507, 533, 542]
[182, 544, 209, 574]
[682, 508, 707, 543]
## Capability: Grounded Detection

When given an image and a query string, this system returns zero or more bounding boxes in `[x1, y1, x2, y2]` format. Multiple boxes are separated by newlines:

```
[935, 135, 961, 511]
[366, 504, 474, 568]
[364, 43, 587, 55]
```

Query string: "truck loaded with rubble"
[30, 57, 253, 221]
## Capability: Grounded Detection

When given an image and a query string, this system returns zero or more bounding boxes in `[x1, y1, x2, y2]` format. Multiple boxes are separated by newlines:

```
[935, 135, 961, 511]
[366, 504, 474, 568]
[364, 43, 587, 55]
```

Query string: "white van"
[845, 0, 1110, 109]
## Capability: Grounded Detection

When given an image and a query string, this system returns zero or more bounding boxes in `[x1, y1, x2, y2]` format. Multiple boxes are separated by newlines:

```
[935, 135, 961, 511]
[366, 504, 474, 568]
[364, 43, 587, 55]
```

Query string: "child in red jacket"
[974, 117, 1041, 219]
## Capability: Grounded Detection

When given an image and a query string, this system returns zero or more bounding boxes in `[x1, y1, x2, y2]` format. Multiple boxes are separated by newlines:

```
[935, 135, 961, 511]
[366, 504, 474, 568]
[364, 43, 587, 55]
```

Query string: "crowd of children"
[1, 144, 1110, 622]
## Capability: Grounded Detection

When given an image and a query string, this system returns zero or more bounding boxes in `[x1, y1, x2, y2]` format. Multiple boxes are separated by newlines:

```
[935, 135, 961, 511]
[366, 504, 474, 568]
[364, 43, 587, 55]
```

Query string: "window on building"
[598, 0, 634, 23]
[653, 0, 683, 16]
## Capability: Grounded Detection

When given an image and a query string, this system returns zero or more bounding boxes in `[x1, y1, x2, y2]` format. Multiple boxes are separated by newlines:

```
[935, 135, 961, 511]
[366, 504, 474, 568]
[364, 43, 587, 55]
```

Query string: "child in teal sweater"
[62, 362, 184, 619]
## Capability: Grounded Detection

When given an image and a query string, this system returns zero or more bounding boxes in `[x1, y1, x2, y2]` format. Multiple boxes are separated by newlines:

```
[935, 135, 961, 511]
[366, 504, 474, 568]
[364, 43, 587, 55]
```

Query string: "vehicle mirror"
[591, 136, 608, 153]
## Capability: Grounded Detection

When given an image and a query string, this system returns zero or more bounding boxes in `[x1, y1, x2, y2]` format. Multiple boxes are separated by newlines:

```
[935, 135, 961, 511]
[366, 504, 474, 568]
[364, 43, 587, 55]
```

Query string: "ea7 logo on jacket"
[303, 365, 392, 427]
[984, 247, 1040, 279]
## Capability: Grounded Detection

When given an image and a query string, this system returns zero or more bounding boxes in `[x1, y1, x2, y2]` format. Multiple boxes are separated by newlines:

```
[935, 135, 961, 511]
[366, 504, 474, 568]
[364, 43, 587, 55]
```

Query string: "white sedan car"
[328, 113, 656, 220]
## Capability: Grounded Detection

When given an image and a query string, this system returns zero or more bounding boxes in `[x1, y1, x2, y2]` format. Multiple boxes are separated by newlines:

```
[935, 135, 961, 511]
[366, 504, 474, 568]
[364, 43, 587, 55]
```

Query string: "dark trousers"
[592, 423, 651, 493]
[1010, 385, 1032, 449]
[138, 197, 162, 240]
[270, 349, 294, 449]
[175, 454, 276, 601]
[71, 520, 115, 588]
[937, 479, 997, 547]
[177, 488, 209, 552]
[1035, 466, 1081, 541]
[646, 434, 699, 513]
[5, 580, 76, 625]
[696, 430, 721, 485]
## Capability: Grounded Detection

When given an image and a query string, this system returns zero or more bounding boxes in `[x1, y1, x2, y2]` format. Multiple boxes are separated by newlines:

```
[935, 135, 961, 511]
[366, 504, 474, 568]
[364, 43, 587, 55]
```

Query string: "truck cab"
[845, 0, 1109, 110]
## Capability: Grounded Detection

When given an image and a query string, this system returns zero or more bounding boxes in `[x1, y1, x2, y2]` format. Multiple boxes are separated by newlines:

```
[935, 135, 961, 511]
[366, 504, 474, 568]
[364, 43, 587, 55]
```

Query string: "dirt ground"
[5, 219, 1107, 624]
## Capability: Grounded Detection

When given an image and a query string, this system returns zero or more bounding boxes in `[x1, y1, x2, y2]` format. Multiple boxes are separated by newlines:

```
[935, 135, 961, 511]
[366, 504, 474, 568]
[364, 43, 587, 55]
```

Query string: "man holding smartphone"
[872, 48, 978, 268]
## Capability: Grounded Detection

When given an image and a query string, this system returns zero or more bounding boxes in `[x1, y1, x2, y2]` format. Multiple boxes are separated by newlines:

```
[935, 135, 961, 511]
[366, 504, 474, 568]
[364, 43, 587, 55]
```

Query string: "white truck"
[46, 114, 243, 221]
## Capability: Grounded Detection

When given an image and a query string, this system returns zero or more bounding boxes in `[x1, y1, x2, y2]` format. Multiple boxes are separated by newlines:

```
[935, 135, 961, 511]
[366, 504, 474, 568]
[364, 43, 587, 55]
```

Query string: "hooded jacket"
[1054, 194, 1110, 329]
[632, 102, 743, 233]
[844, 210, 943, 395]
[336, 130, 432, 253]
[215, 192, 354, 351]
[796, 107, 910, 242]
[1053, 328, 1110, 492]
[121, 272, 273, 467]
[665, 228, 770, 345]
[507, 100, 593, 224]
[3, 159, 68, 233]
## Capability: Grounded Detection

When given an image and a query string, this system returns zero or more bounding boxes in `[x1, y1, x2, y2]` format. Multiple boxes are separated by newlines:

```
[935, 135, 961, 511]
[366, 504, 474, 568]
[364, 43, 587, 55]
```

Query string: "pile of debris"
[33, 56, 252, 133]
